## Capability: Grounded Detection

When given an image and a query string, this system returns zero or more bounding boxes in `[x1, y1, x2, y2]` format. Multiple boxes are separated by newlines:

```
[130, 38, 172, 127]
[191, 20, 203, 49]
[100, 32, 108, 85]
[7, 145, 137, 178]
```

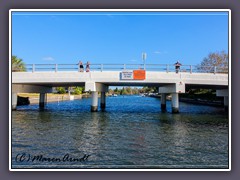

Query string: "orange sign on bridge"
[133, 70, 146, 80]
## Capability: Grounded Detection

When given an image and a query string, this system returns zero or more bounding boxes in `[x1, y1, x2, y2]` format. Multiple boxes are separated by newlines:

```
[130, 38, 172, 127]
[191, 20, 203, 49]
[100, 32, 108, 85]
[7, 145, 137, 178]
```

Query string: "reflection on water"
[12, 96, 228, 169]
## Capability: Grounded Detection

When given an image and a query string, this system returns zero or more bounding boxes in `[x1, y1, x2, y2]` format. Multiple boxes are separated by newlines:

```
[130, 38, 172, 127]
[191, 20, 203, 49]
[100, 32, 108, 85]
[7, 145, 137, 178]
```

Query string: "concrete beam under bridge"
[85, 82, 109, 92]
[158, 82, 185, 94]
[12, 84, 52, 93]
[216, 89, 228, 97]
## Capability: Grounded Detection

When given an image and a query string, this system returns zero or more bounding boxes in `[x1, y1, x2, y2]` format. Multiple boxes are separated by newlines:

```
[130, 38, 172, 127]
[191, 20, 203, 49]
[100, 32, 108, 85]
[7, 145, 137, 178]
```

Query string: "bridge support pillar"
[171, 93, 179, 113]
[91, 91, 98, 112]
[224, 96, 229, 112]
[39, 93, 46, 109]
[159, 82, 185, 113]
[161, 93, 166, 111]
[12, 93, 17, 110]
[216, 89, 228, 112]
[100, 92, 106, 110]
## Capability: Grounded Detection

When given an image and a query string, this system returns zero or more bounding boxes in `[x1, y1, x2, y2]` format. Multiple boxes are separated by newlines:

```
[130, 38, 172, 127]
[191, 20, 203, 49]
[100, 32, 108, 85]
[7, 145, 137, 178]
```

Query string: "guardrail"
[22, 64, 228, 74]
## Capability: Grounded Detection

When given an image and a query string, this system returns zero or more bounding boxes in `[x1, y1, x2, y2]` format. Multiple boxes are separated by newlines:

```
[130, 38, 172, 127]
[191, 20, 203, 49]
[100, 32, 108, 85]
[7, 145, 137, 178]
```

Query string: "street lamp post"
[142, 52, 147, 70]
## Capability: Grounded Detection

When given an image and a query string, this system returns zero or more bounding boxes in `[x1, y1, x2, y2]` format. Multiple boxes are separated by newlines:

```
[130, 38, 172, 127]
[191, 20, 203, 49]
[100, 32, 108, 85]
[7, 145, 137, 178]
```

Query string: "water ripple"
[12, 96, 228, 168]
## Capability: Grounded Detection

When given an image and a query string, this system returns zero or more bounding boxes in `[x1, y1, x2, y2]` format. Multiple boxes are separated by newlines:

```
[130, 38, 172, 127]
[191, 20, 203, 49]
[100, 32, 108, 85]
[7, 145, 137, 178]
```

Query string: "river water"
[11, 95, 229, 169]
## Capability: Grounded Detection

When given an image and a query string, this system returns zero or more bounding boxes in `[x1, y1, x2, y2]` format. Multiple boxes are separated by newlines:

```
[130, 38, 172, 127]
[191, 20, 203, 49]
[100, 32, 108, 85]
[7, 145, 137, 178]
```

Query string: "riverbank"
[147, 94, 224, 107]
[18, 93, 224, 107]
[179, 97, 223, 107]
[17, 93, 91, 105]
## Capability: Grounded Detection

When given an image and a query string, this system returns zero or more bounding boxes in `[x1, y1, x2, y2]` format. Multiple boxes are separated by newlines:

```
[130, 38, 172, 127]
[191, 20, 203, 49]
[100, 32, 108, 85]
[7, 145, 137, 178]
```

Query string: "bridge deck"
[12, 71, 228, 89]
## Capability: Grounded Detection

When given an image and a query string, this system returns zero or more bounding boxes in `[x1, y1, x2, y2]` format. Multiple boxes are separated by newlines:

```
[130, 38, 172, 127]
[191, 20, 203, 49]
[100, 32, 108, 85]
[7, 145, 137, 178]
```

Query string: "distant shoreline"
[17, 93, 224, 107]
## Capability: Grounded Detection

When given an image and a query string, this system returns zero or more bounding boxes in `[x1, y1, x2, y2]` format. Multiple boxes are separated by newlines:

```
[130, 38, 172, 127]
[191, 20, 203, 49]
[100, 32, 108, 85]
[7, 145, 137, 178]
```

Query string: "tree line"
[108, 87, 157, 95]
[53, 86, 157, 95]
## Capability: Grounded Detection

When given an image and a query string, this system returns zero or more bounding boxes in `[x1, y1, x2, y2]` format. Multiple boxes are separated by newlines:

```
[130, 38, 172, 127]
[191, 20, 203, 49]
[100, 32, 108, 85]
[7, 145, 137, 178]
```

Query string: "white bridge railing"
[23, 64, 228, 74]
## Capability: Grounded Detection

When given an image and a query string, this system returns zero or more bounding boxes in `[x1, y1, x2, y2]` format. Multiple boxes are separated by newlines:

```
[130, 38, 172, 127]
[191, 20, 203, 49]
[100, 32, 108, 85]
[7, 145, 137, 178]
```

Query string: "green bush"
[56, 87, 66, 94]
[73, 87, 83, 95]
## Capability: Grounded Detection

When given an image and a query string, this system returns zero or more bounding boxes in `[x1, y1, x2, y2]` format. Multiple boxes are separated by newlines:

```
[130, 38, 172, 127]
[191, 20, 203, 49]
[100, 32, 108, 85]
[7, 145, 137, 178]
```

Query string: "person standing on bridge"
[86, 61, 90, 72]
[174, 61, 182, 73]
[78, 61, 84, 72]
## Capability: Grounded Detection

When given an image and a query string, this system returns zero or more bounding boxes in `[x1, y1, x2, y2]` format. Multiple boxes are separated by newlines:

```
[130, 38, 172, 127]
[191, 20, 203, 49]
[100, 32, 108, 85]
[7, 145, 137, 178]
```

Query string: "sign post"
[142, 52, 147, 70]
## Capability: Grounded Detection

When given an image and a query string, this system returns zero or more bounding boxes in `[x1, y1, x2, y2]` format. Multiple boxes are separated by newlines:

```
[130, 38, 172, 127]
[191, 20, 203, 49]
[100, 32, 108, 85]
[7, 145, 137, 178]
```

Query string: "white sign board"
[121, 70, 133, 80]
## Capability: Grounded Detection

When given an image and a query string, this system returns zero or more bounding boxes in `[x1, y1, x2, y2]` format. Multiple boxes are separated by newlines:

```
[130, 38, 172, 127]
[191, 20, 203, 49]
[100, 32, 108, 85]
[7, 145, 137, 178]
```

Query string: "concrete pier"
[39, 93, 46, 109]
[159, 83, 185, 114]
[100, 92, 106, 110]
[224, 96, 229, 112]
[171, 93, 179, 113]
[12, 93, 17, 110]
[161, 93, 166, 111]
[216, 89, 229, 112]
[91, 91, 98, 112]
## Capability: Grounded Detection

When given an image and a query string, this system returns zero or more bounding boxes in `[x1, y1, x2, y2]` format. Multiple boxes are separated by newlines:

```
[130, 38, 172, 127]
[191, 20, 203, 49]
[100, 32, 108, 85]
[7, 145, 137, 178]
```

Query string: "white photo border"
[9, 9, 231, 171]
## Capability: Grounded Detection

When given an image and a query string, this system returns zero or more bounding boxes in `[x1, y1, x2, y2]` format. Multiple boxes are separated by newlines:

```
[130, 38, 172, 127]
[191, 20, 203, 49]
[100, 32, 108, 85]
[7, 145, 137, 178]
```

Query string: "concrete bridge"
[12, 64, 229, 113]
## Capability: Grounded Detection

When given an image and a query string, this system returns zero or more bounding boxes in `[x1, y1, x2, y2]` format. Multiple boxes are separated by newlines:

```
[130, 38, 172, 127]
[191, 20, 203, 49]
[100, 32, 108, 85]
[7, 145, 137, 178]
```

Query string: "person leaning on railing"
[86, 61, 90, 72]
[174, 61, 182, 73]
[78, 61, 84, 72]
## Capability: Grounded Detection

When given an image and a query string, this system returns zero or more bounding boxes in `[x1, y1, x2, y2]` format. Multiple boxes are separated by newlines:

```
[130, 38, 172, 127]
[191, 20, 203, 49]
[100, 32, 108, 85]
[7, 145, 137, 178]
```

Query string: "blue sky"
[12, 11, 229, 66]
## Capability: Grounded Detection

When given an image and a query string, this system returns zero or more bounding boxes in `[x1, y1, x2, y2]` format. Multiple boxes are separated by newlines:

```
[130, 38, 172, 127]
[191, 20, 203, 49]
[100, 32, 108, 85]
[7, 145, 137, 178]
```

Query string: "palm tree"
[12, 55, 26, 72]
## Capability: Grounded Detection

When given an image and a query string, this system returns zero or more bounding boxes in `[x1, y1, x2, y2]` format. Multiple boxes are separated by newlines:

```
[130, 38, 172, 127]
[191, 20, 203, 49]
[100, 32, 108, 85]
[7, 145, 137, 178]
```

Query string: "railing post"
[214, 66, 217, 74]
[101, 64, 103, 72]
[32, 64, 35, 73]
[124, 64, 126, 70]
[55, 64, 58, 72]
[166, 64, 169, 73]
[190, 65, 192, 74]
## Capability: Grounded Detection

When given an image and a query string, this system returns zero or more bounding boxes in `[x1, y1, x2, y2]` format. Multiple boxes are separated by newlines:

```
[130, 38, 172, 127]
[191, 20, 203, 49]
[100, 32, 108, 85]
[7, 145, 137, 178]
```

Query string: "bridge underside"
[12, 82, 227, 90]
[184, 84, 228, 90]
[12, 82, 229, 114]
